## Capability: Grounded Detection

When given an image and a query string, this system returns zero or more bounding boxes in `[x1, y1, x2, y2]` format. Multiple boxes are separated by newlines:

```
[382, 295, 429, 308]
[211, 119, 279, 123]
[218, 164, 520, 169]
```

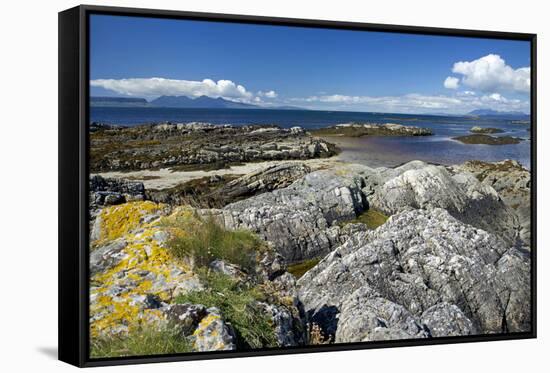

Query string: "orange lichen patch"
[90, 204, 202, 338]
[98, 201, 163, 242]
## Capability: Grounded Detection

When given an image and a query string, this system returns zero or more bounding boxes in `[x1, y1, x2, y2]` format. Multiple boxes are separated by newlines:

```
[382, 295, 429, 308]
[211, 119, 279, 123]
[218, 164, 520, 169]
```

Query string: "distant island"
[466, 109, 529, 119]
[91, 96, 530, 120]
[90, 95, 306, 110]
[90, 96, 148, 107]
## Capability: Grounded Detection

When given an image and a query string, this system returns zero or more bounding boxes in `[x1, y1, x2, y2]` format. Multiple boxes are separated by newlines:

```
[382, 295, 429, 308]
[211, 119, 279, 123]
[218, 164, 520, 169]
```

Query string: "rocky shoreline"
[310, 122, 433, 137]
[453, 134, 523, 145]
[88, 121, 531, 356]
[90, 122, 338, 172]
[470, 126, 504, 134]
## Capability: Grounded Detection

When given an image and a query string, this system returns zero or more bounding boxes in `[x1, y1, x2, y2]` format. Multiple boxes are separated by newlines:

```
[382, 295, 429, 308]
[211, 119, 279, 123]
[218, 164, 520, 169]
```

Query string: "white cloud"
[258, 90, 278, 98]
[449, 54, 530, 93]
[91, 77, 258, 102]
[300, 94, 462, 110]
[444, 76, 459, 89]
[294, 92, 529, 114]
[485, 93, 504, 101]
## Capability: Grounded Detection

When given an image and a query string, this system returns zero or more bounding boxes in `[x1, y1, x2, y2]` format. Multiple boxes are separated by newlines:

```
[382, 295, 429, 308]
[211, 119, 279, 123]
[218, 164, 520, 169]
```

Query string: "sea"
[90, 107, 531, 170]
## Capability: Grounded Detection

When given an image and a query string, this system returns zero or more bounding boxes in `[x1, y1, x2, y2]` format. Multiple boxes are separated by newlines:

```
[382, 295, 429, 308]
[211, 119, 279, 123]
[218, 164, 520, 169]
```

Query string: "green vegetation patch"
[453, 134, 522, 145]
[287, 258, 321, 279]
[341, 209, 389, 230]
[465, 159, 527, 182]
[164, 213, 266, 273]
[310, 124, 431, 138]
[176, 270, 277, 349]
[90, 326, 192, 358]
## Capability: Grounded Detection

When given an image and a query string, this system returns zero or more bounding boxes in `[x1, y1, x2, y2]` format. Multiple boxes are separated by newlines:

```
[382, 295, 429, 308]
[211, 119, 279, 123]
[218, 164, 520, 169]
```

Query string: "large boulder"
[368, 161, 520, 245]
[297, 208, 530, 342]
[209, 169, 368, 263]
[89, 204, 203, 338]
[454, 160, 531, 244]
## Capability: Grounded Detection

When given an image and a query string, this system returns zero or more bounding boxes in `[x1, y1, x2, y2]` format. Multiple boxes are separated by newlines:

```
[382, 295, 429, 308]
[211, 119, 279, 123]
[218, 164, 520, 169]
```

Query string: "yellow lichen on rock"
[98, 201, 163, 242]
[191, 312, 235, 351]
[194, 314, 221, 331]
[90, 202, 203, 338]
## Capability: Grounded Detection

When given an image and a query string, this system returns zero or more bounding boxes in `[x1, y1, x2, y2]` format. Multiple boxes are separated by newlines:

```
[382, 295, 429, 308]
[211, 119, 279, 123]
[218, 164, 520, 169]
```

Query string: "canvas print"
[88, 14, 532, 358]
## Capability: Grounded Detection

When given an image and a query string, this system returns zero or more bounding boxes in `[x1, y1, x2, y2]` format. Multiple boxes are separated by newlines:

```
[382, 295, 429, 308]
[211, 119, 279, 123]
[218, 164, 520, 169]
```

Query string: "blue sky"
[90, 14, 531, 114]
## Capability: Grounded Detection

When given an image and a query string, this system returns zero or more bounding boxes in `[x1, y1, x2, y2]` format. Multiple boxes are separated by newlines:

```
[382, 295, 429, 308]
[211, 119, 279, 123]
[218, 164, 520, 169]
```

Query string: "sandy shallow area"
[315, 134, 531, 170]
[316, 135, 416, 168]
[97, 132, 516, 190]
[94, 158, 345, 190]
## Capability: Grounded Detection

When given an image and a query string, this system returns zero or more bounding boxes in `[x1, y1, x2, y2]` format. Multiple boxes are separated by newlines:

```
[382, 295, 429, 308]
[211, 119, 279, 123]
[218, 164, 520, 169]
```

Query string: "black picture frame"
[58, 4, 537, 367]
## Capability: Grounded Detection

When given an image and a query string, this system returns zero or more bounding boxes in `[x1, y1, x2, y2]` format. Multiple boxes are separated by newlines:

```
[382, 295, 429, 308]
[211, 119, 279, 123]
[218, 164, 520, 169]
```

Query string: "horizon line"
[89, 95, 530, 117]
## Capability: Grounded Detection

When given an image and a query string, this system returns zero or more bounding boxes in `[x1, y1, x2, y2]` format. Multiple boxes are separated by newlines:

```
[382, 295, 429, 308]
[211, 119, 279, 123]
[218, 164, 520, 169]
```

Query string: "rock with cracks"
[297, 208, 530, 342]
[207, 169, 368, 263]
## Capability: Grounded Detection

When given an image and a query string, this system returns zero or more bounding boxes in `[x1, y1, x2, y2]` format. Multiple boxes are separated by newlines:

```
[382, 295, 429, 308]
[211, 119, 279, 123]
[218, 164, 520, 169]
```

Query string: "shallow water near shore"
[91, 107, 531, 169]
[325, 134, 531, 169]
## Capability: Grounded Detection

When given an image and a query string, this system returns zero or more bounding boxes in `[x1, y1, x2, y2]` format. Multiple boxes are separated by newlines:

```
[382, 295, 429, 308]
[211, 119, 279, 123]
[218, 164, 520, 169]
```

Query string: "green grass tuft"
[175, 270, 277, 350]
[165, 214, 265, 273]
[287, 258, 321, 279]
[90, 327, 192, 358]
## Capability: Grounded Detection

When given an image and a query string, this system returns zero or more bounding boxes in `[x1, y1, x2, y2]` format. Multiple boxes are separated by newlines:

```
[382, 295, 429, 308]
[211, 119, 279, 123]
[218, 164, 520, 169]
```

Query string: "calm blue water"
[90, 107, 531, 169]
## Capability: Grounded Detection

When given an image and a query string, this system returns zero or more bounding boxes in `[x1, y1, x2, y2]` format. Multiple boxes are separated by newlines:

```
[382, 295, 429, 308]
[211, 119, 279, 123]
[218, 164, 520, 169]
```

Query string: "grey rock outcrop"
[470, 126, 503, 134]
[89, 238, 128, 276]
[368, 161, 520, 245]
[218, 162, 312, 201]
[90, 175, 146, 209]
[90, 123, 337, 172]
[188, 307, 237, 351]
[453, 134, 523, 145]
[162, 303, 208, 336]
[159, 303, 237, 352]
[148, 162, 313, 209]
[335, 285, 431, 342]
[201, 159, 526, 263]
[311, 123, 433, 137]
[420, 303, 475, 337]
[210, 169, 368, 263]
[298, 208, 530, 342]
[260, 301, 307, 347]
[454, 160, 531, 244]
